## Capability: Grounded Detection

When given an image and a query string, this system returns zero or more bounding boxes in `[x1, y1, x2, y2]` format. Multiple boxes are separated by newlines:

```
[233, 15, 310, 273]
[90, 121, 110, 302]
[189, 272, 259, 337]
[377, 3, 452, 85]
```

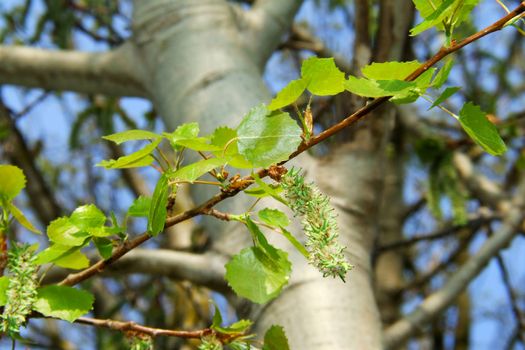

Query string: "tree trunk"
[130, 0, 415, 348]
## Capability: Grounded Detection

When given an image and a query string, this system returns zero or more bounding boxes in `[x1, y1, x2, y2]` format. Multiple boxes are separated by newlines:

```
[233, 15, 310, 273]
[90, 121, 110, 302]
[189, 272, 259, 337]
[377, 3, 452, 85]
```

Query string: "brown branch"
[75, 316, 212, 339]
[57, 3, 525, 288]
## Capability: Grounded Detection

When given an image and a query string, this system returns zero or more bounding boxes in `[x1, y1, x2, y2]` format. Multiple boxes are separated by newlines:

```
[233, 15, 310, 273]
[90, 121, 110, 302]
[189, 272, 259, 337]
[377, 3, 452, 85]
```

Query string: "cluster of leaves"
[0, 165, 94, 335]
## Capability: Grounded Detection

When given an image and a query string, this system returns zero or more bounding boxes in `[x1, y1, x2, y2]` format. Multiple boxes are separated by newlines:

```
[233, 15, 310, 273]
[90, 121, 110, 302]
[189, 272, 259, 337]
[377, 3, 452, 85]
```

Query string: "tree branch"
[0, 43, 149, 98]
[57, 3, 525, 289]
[383, 180, 525, 349]
[74, 316, 212, 339]
[243, 0, 303, 67]
[49, 249, 228, 292]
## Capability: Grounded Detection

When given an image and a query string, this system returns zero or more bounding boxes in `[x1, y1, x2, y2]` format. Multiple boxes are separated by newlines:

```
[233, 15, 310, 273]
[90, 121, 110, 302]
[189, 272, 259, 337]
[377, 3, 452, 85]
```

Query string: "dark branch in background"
[0, 101, 63, 224]
[56, 2, 525, 289]
[280, 25, 352, 73]
[496, 254, 525, 345]
[377, 214, 496, 252]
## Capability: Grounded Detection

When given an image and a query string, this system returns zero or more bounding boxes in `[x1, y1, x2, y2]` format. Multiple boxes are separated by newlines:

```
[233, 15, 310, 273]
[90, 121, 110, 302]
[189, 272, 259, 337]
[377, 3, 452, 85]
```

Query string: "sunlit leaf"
[33, 286, 94, 322]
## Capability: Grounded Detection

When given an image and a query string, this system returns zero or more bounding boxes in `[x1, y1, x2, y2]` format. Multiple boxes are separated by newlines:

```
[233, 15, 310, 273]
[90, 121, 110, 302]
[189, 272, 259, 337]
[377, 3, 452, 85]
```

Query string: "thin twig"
[496, 255, 525, 345]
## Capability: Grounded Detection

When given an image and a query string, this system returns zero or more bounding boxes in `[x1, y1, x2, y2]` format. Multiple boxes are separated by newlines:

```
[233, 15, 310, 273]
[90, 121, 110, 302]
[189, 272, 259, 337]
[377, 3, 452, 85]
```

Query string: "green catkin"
[281, 169, 353, 281]
[198, 335, 223, 350]
[1, 243, 38, 336]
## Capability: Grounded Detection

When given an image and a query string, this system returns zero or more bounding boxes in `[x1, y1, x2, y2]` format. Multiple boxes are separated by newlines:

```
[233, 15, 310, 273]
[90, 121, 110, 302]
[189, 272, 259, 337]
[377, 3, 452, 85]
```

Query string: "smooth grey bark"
[0, 44, 147, 97]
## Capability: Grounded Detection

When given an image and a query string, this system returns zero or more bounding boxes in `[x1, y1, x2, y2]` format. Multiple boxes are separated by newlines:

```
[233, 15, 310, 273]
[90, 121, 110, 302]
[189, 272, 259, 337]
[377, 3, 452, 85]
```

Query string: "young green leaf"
[458, 102, 507, 156]
[102, 129, 160, 145]
[47, 217, 90, 246]
[148, 174, 169, 236]
[53, 249, 90, 270]
[0, 164, 26, 200]
[225, 244, 291, 304]
[268, 78, 307, 111]
[6, 202, 41, 234]
[263, 325, 290, 350]
[169, 158, 226, 183]
[93, 237, 113, 259]
[344, 76, 416, 98]
[35, 244, 82, 267]
[237, 105, 302, 168]
[211, 303, 252, 334]
[301, 57, 345, 96]
[127, 196, 152, 217]
[258, 208, 289, 228]
[210, 126, 253, 169]
[97, 138, 161, 169]
[164, 122, 220, 151]
[225, 217, 291, 304]
[33, 285, 94, 322]
[429, 86, 460, 110]
[361, 61, 421, 80]
[70, 204, 106, 230]
[432, 59, 455, 88]
[411, 0, 456, 36]
[250, 173, 285, 204]
[280, 227, 309, 259]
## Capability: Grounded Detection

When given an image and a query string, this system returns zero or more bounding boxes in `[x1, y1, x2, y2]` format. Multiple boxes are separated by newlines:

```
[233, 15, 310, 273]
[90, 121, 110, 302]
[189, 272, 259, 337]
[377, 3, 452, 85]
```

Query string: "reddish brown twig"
[57, 3, 525, 288]
[75, 316, 213, 339]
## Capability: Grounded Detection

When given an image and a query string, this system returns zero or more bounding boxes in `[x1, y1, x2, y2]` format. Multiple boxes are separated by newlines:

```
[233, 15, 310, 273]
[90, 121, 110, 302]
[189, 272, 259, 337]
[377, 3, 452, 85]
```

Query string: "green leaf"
[35, 244, 79, 265]
[263, 325, 290, 350]
[429, 86, 460, 110]
[250, 173, 286, 204]
[225, 217, 291, 304]
[102, 129, 160, 145]
[280, 227, 309, 259]
[210, 127, 253, 169]
[0, 276, 9, 306]
[301, 57, 345, 96]
[47, 217, 90, 246]
[70, 204, 106, 230]
[361, 61, 421, 80]
[164, 122, 220, 151]
[210, 303, 252, 334]
[33, 285, 94, 322]
[225, 245, 291, 304]
[258, 209, 289, 227]
[148, 174, 169, 236]
[53, 249, 90, 270]
[268, 79, 307, 110]
[6, 202, 41, 234]
[411, 0, 456, 36]
[96, 138, 161, 169]
[344, 76, 416, 98]
[211, 303, 223, 329]
[127, 196, 151, 217]
[0, 164, 26, 200]
[169, 158, 226, 183]
[432, 59, 454, 88]
[458, 102, 507, 156]
[237, 105, 302, 168]
[93, 237, 113, 259]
